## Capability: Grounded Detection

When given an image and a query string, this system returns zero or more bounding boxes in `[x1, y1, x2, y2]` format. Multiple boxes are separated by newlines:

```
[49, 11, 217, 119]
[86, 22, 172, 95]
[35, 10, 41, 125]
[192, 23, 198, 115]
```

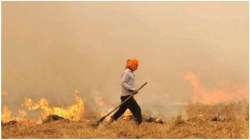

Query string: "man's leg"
[127, 97, 142, 124]
[111, 96, 129, 120]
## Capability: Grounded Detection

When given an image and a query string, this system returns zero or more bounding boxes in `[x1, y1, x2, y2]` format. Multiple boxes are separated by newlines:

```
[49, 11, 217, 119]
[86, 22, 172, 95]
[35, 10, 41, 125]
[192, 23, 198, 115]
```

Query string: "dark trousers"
[111, 95, 142, 124]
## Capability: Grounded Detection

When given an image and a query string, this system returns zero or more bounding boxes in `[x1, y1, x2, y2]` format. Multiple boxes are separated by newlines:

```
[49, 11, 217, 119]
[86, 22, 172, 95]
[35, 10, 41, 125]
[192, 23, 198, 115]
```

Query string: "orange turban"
[126, 59, 139, 70]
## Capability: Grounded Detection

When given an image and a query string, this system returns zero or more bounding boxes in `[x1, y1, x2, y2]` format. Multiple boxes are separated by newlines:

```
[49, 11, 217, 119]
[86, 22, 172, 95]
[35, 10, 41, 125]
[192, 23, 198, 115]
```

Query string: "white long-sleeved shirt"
[121, 68, 136, 96]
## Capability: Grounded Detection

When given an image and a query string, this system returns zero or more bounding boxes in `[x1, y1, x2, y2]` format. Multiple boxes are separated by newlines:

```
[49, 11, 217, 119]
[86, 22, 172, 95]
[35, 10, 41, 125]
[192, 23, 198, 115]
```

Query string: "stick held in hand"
[92, 82, 148, 127]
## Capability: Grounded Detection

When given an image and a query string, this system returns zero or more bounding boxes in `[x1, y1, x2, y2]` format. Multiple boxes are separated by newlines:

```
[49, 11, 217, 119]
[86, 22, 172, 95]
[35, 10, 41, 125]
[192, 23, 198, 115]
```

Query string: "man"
[110, 59, 142, 124]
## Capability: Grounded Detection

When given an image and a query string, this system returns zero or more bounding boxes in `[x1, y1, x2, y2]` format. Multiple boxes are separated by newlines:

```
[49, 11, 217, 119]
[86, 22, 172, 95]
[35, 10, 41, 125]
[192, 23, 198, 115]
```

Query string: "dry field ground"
[2, 101, 248, 138]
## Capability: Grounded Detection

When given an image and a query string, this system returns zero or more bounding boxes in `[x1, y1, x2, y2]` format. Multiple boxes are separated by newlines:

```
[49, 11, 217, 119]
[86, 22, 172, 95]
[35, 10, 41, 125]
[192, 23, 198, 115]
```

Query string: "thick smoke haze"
[2, 2, 248, 117]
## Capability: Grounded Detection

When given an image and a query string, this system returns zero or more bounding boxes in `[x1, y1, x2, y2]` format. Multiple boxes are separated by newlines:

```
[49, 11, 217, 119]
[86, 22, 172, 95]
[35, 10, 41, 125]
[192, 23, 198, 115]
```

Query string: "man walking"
[110, 59, 142, 125]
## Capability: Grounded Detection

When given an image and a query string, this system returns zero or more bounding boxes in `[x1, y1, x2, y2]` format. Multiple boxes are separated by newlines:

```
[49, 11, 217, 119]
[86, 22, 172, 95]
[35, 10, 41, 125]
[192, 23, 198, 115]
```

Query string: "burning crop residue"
[2, 101, 248, 138]
[1, 72, 248, 138]
[21, 94, 84, 121]
[1, 93, 85, 124]
[184, 72, 248, 105]
[2, 105, 12, 123]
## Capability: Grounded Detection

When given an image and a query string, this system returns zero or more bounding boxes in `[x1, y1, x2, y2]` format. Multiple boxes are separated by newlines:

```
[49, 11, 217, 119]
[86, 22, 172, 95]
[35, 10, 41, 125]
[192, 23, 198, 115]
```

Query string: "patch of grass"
[2, 101, 248, 138]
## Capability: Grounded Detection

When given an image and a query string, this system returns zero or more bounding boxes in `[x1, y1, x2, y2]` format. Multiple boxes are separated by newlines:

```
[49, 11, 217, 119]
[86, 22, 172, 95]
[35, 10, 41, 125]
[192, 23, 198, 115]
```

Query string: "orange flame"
[94, 96, 107, 107]
[2, 105, 12, 123]
[122, 110, 133, 120]
[184, 72, 248, 105]
[16, 109, 28, 121]
[21, 94, 84, 121]
[2, 89, 85, 123]
[94, 96, 113, 116]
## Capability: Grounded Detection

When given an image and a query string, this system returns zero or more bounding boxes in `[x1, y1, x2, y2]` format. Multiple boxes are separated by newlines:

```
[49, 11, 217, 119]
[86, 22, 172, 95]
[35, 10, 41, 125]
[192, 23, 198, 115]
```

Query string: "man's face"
[132, 64, 138, 71]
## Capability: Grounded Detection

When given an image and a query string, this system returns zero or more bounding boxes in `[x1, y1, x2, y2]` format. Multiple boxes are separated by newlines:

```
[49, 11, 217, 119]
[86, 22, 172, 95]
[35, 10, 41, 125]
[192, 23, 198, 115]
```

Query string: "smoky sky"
[2, 1, 248, 117]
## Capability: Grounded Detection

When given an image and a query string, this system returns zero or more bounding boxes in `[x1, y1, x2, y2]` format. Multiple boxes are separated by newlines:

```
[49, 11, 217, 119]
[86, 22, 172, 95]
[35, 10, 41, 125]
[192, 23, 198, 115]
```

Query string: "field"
[2, 101, 248, 139]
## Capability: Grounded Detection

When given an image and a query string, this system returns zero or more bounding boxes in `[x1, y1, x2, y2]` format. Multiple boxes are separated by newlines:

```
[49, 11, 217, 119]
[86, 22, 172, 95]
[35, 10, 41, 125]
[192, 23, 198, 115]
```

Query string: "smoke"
[2, 1, 248, 118]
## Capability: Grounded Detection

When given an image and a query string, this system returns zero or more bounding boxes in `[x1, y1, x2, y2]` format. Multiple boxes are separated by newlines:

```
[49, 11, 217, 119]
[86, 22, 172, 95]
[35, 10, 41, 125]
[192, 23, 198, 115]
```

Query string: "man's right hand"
[133, 89, 138, 95]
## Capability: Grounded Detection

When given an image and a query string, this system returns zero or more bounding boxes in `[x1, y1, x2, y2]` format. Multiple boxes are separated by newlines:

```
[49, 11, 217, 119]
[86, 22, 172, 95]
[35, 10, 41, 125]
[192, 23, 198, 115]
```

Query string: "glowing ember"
[184, 72, 248, 105]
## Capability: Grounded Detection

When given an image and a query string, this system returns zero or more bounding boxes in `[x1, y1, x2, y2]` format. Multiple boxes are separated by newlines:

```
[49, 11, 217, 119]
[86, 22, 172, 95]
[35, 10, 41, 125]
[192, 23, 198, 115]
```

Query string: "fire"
[1, 93, 85, 123]
[2, 91, 13, 123]
[122, 110, 133, 120]
[21, 94, 84, 121]
[94, 96, 107, 108]
[52, 95, 84, 121]
[2, 105, 12, 123]
[17, 109, 27, 120]
[94, 96, 113, 116]
[184, 72, 248, 105]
